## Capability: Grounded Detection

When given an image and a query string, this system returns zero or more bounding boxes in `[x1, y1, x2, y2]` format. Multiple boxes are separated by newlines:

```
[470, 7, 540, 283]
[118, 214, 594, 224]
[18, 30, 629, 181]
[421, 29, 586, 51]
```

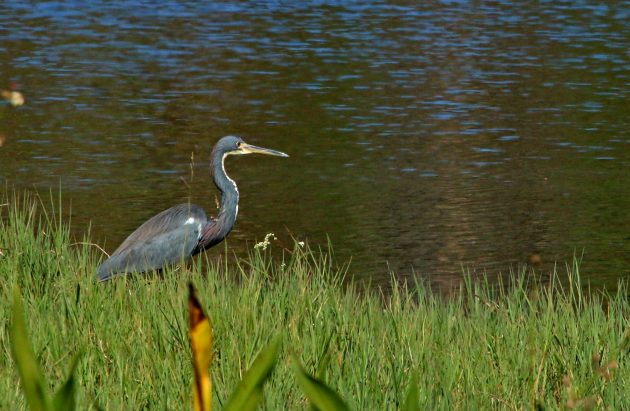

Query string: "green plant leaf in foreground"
[223, 336, 281, 411]
[52, 354, 80, 411]
[10, 287, 53, 411]
[402, 372, 419, 411]
[292, 356, 350, 411]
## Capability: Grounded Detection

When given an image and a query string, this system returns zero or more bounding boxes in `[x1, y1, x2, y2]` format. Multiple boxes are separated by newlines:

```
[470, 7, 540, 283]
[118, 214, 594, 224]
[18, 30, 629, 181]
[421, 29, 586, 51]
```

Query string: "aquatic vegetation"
[1, 192, 629, 409]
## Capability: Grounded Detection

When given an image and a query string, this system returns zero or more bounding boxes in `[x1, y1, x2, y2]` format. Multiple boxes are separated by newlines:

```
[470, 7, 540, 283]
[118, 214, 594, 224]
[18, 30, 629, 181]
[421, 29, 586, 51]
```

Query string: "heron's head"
[216, 135, 289, 158]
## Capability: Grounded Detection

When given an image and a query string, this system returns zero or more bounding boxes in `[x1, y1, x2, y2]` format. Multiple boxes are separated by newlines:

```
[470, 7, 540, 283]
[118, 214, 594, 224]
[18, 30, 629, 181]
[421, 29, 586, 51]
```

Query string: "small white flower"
[254, 232, 276, 251]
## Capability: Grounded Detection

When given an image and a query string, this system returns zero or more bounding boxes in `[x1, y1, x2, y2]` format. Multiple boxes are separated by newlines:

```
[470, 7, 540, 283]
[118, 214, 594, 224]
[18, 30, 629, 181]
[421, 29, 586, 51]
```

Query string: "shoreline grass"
[1, 192, 629, 409]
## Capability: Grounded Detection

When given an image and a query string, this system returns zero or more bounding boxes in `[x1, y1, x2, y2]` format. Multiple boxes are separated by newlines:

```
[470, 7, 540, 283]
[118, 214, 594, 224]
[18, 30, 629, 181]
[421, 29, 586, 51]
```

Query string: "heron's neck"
[211, 151, 239, 234]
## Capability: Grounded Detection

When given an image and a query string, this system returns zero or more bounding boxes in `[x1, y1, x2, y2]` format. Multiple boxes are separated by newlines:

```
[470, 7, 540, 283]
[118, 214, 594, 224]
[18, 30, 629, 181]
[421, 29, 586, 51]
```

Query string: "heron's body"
[97, 136, 287, 281]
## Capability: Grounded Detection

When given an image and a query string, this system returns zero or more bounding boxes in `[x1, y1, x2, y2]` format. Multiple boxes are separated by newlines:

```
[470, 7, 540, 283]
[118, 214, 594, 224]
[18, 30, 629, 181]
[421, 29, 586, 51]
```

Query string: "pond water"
[1, 1, 628, 291]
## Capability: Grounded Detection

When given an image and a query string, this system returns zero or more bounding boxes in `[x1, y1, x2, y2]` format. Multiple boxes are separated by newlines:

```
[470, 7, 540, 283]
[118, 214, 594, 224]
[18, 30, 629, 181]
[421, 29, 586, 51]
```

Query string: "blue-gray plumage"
[97, 136, 288, 281]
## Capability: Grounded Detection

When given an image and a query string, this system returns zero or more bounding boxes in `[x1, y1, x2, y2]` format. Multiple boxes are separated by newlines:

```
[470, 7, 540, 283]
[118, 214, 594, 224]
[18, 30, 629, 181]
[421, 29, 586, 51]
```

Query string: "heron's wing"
[97, 203, 209, 280]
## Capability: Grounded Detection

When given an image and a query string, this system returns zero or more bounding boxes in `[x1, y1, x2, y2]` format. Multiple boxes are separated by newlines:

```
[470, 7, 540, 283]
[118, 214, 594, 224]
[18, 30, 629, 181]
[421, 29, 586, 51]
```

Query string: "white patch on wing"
[184, 217, 203, 239]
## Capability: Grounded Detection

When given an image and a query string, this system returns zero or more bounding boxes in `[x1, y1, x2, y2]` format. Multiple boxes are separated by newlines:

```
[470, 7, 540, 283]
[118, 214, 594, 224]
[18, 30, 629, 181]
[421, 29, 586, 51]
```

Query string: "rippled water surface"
[1, 1, 628, 290]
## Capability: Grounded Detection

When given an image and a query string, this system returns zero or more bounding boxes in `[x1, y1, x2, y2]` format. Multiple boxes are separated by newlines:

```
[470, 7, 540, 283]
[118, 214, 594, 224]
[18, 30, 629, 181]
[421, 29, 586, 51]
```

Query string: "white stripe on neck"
[221, 152, 240, 220]
[221, 152, 239, 195]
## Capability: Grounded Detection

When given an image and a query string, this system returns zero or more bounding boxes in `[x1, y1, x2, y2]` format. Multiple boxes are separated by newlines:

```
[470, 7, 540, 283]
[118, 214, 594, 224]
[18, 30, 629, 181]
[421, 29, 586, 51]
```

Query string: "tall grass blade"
[293, 356, 350, 411]
[9, 287, 53, 411]
[223, 337, 281, 411]
[188, 283, 213, 411]
[315, 332, 335, 381]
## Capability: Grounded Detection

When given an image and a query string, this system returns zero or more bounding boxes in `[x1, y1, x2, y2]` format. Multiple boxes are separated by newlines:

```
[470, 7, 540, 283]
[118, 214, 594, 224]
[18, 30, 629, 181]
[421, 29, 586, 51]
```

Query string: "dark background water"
[1, 1, 628, 290]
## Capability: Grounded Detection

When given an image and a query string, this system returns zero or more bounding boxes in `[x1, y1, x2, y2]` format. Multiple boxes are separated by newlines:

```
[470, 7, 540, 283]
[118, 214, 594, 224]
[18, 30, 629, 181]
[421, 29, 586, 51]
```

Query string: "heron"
[97, 135, 288, 281]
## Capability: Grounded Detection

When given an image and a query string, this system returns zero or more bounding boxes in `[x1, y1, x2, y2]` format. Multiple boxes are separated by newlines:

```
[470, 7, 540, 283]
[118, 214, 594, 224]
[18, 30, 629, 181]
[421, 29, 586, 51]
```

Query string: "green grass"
[1, 192, 629, 410]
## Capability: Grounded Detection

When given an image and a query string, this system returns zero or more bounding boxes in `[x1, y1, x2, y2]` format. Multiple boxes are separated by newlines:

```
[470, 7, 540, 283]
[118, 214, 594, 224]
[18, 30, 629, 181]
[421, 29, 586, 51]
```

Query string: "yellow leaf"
[189, 283, 213, 411]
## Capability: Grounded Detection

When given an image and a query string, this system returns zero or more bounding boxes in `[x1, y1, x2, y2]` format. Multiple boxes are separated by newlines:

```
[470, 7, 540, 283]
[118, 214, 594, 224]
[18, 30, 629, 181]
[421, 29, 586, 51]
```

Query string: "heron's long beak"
[240, 142, 289, 157]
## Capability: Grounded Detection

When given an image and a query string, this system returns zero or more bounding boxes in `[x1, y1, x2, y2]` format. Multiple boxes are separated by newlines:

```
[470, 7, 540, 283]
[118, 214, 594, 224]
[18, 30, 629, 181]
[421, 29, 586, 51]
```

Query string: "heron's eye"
[236, 142, 242, 148]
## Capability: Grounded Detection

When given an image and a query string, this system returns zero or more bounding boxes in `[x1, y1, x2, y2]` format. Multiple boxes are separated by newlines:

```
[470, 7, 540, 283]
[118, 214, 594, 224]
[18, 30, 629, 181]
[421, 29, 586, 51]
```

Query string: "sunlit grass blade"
[292, 356, 350, 411]
[52, 355, 80, 411]
[10, 287, 53, 411]
[402, 372, 419, 411]
[189, 283, 213, 411]
[223, 336, 281, 411]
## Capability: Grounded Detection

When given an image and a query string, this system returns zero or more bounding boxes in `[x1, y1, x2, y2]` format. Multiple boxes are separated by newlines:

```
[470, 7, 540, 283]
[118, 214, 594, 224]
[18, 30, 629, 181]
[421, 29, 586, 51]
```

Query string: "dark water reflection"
[1, 1, 628, 291]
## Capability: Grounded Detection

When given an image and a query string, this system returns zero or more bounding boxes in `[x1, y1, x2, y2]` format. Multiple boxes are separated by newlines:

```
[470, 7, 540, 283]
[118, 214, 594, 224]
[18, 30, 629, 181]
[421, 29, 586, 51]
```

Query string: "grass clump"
[0, 192, 629, 410]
